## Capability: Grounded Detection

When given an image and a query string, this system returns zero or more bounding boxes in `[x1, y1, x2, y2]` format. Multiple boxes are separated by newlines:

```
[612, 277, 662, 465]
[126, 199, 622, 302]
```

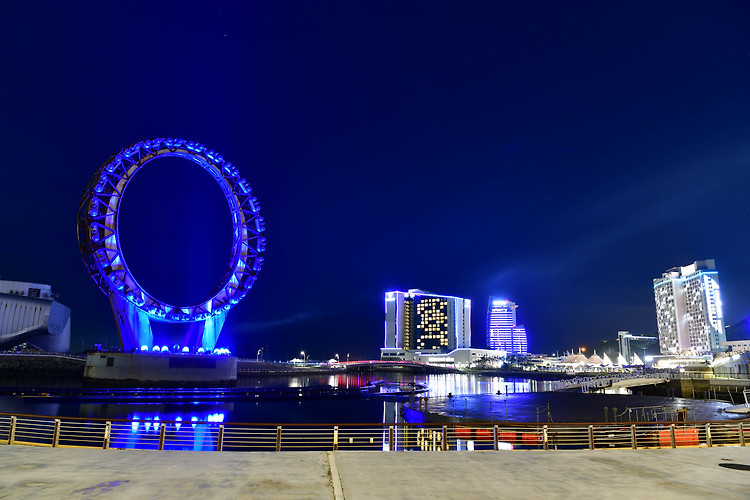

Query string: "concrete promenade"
[1, 445, 749, 499]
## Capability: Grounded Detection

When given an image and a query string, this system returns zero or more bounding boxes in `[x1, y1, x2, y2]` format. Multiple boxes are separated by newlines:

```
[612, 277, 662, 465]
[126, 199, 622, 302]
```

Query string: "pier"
[1, 445, 749, 499]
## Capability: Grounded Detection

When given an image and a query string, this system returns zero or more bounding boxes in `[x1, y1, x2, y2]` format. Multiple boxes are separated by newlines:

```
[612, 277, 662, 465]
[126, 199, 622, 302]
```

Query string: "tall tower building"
[384, 289, 470, 352]
[511, 326, 528, 354]
[487, 298, 528, 353]
[653, 259, 726, 355]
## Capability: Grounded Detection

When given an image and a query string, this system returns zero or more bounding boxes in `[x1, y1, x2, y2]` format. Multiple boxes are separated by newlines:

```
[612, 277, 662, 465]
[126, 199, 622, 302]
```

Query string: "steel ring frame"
[77, 138, 265, 324]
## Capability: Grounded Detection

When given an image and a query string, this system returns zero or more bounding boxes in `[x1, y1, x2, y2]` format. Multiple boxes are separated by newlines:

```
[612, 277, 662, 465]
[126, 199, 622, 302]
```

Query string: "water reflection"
[238, 372, 539, 396]
[407, 392, 736, 423]
[422, 373, 533, 396]
[109, 411, 228, 451]
[242, 372, 570, 397]
[0, 372, 739, 430]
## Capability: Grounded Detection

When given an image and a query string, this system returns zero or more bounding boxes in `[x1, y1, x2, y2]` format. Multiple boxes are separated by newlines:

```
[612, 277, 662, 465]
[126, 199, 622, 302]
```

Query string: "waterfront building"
[617, 331, 658, 364]
[653, 260, 726, 356]
[511, 326, 528, 354]
[379, 347, 504, 368]
[712, 349, 750, 378]
[0, 279, 71, 352]
[382, 289, 470, 355]
[486, 298, 528, 353]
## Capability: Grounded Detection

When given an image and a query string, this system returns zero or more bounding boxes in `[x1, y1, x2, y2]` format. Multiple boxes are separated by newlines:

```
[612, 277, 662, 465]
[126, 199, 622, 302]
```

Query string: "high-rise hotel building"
[653, 259, 726, 356]
[383, 289, 471, 353]
[486, 298, 528, 353]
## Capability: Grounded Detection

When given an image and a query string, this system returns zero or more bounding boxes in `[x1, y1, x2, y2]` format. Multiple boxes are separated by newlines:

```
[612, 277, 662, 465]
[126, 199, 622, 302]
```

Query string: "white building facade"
[383, 289, 470, 355]
[379, 347, 504, 368]
[0, 279, 71, 352]
[487, 298, 528, 353]
[653, 260, 726, 356]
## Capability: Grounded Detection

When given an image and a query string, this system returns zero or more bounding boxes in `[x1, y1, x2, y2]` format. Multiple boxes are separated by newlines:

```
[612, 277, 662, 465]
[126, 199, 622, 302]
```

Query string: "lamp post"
[335, 353, 339, 363]
[300, 351, 308, 364]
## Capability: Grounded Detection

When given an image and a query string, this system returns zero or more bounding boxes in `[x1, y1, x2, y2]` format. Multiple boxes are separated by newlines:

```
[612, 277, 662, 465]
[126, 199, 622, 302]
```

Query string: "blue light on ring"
[77, 138, 265, 347]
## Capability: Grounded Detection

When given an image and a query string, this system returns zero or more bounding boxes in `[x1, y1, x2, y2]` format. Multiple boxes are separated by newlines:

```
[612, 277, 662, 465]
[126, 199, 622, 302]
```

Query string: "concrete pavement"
[1, 445, 749, 499]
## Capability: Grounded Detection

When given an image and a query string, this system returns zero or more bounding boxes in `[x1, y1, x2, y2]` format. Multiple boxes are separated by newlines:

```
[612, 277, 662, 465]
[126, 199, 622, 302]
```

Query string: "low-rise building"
[380, 347, 505, 369]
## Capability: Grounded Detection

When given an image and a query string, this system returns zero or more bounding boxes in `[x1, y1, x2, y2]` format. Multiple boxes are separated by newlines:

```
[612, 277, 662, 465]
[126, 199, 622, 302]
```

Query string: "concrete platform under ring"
[1, 445, 749, 499]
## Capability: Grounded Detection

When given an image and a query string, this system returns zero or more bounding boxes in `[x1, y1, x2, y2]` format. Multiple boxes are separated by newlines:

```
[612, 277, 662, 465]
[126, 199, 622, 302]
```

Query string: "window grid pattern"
[415, 298, 448, 351]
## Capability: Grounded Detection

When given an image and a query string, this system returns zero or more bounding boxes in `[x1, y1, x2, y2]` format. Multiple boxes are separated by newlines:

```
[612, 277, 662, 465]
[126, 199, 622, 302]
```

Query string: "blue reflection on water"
[115, 411, 226, 451]
[0, 372, 740, 452]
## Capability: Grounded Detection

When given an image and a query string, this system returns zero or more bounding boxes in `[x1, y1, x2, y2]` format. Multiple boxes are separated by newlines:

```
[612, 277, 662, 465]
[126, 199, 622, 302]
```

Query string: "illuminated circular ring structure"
[77, 138, 265, 351]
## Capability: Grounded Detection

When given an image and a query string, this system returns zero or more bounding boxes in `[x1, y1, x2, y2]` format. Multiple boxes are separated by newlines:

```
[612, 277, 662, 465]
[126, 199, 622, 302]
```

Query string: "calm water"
[0, 372, 740, 425]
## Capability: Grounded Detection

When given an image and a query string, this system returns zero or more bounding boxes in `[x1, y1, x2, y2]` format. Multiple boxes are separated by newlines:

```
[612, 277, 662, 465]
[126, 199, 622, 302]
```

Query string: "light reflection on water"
[413, 392, 737, 423]
[234, 372, 541, 395]
[1, 372, 743, 451]
[115, 411, 226, 451]
[0, 372, 739, 427]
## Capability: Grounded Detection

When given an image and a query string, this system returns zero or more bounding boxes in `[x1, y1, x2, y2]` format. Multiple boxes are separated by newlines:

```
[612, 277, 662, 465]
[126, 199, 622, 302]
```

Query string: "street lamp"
[335, 353, 339, 363]
[300, 351, 308, 363]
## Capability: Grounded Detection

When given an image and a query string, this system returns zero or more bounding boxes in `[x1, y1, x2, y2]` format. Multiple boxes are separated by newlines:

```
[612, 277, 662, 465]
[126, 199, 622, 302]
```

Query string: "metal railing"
[0, 351, 86, 360]
[550, 371, 750, 393]
[0, 413, 746, 452]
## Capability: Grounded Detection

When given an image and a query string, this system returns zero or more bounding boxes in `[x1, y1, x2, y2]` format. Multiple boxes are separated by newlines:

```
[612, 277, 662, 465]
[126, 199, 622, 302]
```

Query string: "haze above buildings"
[2, 3, 750, 358]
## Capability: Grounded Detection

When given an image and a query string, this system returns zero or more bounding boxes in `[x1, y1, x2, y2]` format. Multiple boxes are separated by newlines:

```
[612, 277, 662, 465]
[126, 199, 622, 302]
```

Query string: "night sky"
[2, 2, 750, 360]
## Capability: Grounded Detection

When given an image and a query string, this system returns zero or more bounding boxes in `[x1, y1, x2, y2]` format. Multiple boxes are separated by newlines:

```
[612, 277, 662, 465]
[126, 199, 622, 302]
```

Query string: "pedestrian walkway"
[1, 445, 749, 499]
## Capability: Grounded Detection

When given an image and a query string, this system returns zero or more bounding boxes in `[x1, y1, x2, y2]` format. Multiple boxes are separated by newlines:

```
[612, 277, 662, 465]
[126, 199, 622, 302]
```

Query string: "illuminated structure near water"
[0, 279, 71, 352]
[383, 289, 470, 352]
[77, 138, 265, 352]
[486, 298, 527, 354]
[653, 259, 726, 355]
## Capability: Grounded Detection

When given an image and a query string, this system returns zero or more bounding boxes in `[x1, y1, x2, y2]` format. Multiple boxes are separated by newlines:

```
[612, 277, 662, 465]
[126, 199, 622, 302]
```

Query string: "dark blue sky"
[2, 2, 750, 359]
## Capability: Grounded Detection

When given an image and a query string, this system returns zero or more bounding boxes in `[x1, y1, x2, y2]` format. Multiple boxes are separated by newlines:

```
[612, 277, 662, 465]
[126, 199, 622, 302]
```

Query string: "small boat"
[367, 381, 429, 398]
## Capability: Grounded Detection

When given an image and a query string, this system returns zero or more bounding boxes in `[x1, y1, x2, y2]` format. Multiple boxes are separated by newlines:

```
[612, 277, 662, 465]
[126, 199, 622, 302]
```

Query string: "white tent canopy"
[588, 351, 604, 365]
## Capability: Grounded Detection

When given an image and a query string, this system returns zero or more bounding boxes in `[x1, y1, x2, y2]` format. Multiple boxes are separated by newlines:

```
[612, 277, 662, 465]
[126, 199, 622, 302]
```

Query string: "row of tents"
[560, 350, 644, 367]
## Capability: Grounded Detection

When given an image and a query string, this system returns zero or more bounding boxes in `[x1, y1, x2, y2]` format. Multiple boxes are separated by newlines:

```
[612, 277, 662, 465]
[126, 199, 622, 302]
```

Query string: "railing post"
[705, 423, 712, 447]
[543, 425, 548, 451]
[740, 422, 745, 447]
[217, 425, 224, 452]
[442, 425, 447, 451]
[52, 419, 61, 447]
[630, 424, 637, 449]
[333, 426, 339, 451]
[103, 421, 111, 449]
[158, 423, 166, 450]
[389, 425, 395, 452]
[588, 425, 594, 450]
[276, 426, 282, 452]
[8, 416, 17, 445]
[670, 424, 676, 448]
[493, 425, 498, 451]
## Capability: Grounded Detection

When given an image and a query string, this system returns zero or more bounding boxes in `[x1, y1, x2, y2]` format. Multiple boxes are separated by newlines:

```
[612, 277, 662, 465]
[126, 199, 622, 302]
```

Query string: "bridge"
[553, 373, 669, 393]
[341, 360, 456, 372]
